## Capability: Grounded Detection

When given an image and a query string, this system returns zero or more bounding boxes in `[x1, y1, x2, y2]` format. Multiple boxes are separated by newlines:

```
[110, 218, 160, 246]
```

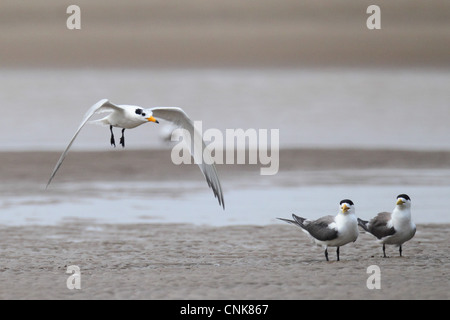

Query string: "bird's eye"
[135, 109, 142, 115]
[142, 113, 146, 116]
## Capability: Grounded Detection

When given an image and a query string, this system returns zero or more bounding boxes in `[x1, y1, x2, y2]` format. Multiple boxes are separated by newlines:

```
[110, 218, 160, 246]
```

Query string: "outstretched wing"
[46, 99, 122, 188]
[150, 107, 225, 209]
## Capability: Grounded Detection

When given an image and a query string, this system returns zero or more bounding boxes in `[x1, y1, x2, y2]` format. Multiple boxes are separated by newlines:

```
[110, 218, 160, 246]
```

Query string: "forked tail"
[357, 218, 369, 232]
[277, 214, 307, 229]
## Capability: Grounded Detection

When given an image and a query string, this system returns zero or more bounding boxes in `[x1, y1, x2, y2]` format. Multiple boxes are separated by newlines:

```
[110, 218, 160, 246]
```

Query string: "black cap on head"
[340, 199, 354, 206]
[397, 194, 411, 201]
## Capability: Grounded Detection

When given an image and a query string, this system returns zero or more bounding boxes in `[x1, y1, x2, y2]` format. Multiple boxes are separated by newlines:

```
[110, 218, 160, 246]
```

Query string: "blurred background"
[0, 0, 449, 226]
[0, 0, 449, 150]
[2, 0, 450, 68]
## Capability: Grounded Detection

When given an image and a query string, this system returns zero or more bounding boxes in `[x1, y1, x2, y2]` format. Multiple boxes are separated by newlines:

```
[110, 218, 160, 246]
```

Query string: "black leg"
[383, 244, 387, 258]
[399, 245, 402, 257]
[120, 128, 125, 148]
[324, 248, 329, 261]
[336, 247, 340, 261]
[110, 125, 116, 147]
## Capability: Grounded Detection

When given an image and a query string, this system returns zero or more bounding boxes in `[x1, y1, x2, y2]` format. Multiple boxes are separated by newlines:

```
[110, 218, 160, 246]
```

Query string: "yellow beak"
[342, 204, 349, 212]
[397, 199, 405, 205]
[147, 116, 159, 123]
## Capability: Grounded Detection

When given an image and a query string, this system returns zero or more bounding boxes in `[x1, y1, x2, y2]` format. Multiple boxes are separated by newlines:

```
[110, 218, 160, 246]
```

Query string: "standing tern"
[358, 194, 415, 257]
[278, 199, 359, 261]
[46, 99, 225, 209]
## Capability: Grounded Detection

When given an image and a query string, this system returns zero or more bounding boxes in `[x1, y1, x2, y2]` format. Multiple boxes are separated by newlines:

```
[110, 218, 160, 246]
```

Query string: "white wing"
[150, 107, 225, 209]
[46, 99, 123, 188]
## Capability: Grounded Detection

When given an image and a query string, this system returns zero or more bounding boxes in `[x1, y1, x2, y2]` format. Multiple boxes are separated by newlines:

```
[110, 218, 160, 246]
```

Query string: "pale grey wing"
[301, 215, 338, 241]
[367, 212, 395, 239]
[46, 99, 122, 188]
[150, 107, 225, 209]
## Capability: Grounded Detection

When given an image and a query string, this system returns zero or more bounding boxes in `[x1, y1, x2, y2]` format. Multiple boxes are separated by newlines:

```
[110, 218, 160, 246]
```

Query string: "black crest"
[340, 199, 354, 206]
[397, 194, 411, 201]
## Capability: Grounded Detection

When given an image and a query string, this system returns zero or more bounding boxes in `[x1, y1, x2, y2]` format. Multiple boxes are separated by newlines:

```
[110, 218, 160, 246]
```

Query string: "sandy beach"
[0, 222, 448, 300]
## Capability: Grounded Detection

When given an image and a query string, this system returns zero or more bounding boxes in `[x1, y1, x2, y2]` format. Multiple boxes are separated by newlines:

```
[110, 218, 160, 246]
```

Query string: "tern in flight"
[46, 99, 224, 209]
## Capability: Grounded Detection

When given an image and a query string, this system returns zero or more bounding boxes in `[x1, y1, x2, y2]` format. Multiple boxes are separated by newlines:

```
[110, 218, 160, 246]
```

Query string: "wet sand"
[0, 149, 449, 299]
[0, 222, 448, 300]
[2, 148, 450, 185]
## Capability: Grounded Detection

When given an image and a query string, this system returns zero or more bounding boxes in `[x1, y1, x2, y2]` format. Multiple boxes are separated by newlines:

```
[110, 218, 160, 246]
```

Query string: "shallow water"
[0, 68, 449, 151]
[1, 169, 449, 226]
[1, 68, 449, 226]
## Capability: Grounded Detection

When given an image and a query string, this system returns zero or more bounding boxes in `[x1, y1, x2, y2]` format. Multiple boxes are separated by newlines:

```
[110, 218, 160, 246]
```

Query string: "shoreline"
[1, 148, 448, 299]
[2, 0, 450, 299]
